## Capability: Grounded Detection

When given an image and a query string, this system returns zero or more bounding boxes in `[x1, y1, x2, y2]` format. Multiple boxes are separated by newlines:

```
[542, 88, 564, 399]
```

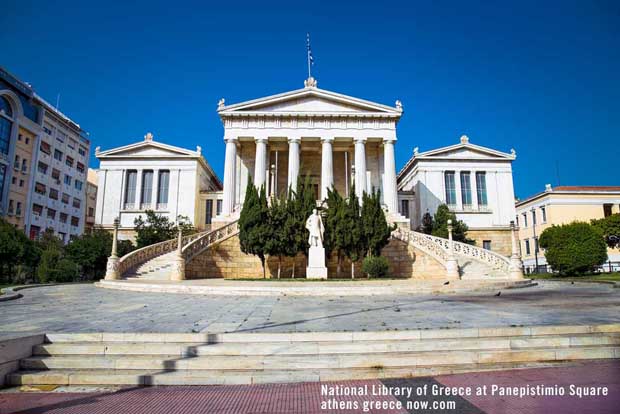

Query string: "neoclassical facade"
[95, 134, 222, 239]
[214, 77, 406, 225]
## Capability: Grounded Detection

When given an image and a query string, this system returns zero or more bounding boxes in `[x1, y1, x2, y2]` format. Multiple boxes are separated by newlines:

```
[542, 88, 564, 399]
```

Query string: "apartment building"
[84, 168, 98, 233]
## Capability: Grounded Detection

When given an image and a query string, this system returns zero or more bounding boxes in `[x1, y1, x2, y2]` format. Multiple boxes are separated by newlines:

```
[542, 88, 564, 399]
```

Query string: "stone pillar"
[170, 225, 186, 281]
[104, 218, 120, 280]
[253, 137, 268, 189]
[354, 138, 367, 198]
[382, 138, 398, 213]
[134, 169, 143, 209]
[445, 219, 460, 279]
[287, 137, 300, 191]
[152, 169, 159, 209]
[320, 137, 334, 200]
[222, 138, 237, 215]
[509, 221, 525, 279]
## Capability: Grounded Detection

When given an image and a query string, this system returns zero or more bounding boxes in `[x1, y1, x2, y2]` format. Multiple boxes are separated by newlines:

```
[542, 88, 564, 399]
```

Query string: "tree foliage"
[134, 210, 194, 248]
[238, 182, 270, 278]
[361, 189, 395, 257]
[0, 218, 39, 283]
[431, 204, 474, 244]
[265, 194, 291, 278]
[591, 213, 620, 249]
[324, 188, 347, 276]
[539, 222, 608, 275]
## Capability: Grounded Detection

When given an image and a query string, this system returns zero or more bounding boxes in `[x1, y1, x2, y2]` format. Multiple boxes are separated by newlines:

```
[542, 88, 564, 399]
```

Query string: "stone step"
[20, 346, 620, 371]
[6, 360, 603, 386]
[42, 324, 620, 344]
[32, 333, 620, 357]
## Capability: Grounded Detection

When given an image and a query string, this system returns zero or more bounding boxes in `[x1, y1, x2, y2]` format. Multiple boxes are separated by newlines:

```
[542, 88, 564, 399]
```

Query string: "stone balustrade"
[182, 221, 239, 263]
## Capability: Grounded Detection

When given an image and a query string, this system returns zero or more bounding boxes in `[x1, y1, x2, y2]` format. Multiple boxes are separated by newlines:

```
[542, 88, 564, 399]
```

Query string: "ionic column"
[222, 138, 237, 215]
[253, 137, 268, 189]
[354, 138, 367, 198]
[152, 169, 159, 209]
[135, 169, 143, 209]
[382, 138, 398, 213]
[320, 137, 334, 200]
[287, 137, 300, 191]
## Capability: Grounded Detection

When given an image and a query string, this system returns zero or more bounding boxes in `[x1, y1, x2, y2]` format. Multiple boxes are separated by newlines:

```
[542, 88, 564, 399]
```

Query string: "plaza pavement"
[0, 360, 618, 413]
[1, 281, 619, 336]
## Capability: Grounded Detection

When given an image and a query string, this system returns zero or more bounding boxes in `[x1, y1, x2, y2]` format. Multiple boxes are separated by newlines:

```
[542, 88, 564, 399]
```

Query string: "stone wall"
[467, 229, 512, 257]
[185, 234, 446, 279]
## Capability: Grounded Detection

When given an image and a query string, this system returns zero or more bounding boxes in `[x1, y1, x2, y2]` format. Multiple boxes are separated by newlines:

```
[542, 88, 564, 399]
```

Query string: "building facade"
[84, 168, 98, 233]
[516, 185, 620, 271]
[95, 133, 222, 240]
[214, 77, 406, 226]
[397, 135, 517, 255]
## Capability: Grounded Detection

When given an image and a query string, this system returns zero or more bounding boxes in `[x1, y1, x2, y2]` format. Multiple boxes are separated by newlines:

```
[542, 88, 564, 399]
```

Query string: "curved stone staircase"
[111, 220, 517, 282]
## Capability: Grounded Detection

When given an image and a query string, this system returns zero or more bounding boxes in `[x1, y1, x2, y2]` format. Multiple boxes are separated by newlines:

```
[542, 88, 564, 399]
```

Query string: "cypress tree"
[238, 181, 270, 278]
[343, 185, 363, 278]
[265, 194, 289, 279]
[361, 189, 394, 257]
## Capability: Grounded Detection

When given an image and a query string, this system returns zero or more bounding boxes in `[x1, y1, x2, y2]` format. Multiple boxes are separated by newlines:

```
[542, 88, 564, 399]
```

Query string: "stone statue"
[305, 209, 324, 248]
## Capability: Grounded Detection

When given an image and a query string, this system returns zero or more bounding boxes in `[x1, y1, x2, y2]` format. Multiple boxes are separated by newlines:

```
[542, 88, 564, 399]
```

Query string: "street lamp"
[531, 207, 539, 273]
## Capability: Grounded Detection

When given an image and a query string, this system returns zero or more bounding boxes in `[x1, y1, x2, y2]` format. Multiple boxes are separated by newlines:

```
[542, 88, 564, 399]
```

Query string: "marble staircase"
[8, 324, 620, 386]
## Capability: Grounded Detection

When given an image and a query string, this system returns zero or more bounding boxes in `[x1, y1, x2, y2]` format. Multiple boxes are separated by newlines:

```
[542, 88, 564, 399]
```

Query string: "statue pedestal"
[306, 246, 328, 279]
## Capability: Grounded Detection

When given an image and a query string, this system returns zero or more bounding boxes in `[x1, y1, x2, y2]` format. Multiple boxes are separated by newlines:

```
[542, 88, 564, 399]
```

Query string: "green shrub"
[539, 222, 607, 275]
[362, 256, 390, 278]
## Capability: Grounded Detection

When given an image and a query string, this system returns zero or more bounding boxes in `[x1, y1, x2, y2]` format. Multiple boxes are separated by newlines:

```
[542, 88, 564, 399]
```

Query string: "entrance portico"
[216, 77, 403, 220]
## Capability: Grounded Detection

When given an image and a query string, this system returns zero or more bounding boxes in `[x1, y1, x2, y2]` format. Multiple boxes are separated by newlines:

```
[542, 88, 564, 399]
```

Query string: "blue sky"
[2, 0, 618, 199]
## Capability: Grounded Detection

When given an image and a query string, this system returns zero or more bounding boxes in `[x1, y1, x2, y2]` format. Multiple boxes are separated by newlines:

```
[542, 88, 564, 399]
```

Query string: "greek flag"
[307, 33, 314, 65]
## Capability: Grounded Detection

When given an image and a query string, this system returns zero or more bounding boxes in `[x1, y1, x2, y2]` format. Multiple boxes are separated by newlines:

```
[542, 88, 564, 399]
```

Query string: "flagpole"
[307, 33, 311, 78]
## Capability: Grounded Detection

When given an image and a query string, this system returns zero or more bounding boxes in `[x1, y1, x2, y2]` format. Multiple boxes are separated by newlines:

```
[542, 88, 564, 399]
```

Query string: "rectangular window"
[205, 199, 213, 225]
[124, 170, 137, 206]
[75, 180, 83, 191]
[59, 212, 68, 223]
[43, 125, 53, 135]
[603, 204, 613, 217]
[68, 139, 77, 150]
[71, 216, 79, 227]
[216, 199, 223, 215]
[29, 225, 40, 240]
[21, 158, 28, 173]
[475, 172, 488, 206]
[32, 204, 43, 216]
[532, 210, 537, 225]
[0, 117, 11, 156]
[444, 171, 457, 205]
[76, 162, 85, 173]
[65, 156, 74, 168]
[516, 215, 519, 227]
[49, 188, 59, 200]
[523, 213, 528, 227]
[62, 193, 70, 204]
[52, 169, 61, 180]
[40, 141, 51, 155]
[525, 240, 531, 255]
[0, 165, 5, 202]
[541, 206, 547, 222]
[483, 240, 492, 250]
[157, 170, 170, 204]
[78, 146, 86, 157]
[56, 131, 65, 143]
[35, 182, 46, 195]
[15, 201, 21, 216]
[400, 199, 410, 218]
[64, 175, 72, 186]
[14, 155, 20, 170]
[54, 149, 63, 161]
[38, 162, 48, 174]
[141, 170, 153, 205]
[8, 199, 14, 214]
[47, 208, 56, 219]
[73, 198, 81, 209]
[88, 207, 94, 217]
[460, 171, 472, 206]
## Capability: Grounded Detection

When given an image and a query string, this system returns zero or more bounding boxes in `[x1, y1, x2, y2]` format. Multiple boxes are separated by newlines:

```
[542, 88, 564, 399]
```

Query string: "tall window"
[522, 212, 528, 227]
[525, 240, 531, 255]
[444, 171, 457, 205]
[216, 199, 223, 215]
[124, 170, 137, 206]
[400, 199, 410, 218]
[532, 210, 537, 225]
[0, 96, 13, 156]
[460, 171, 472, 206]
[205, 199, 213, 225]
[141, 170, 153, 205]
[0, 165, 5, 202]
[603, 204, 613, 217]
[475, 172, 488, 206]
[157, 170, 170, 205]
[541, 206, 547, 222]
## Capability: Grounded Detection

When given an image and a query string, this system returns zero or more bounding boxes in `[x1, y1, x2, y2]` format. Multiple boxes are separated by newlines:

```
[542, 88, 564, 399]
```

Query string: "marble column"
[222, 138, 237, 215]
[320, 137, 334, 200]
[253, 137, 268, 189]
[135, 169, 143, 210]
[152, 169, 159, 210]
[509, 221, 525, 279]
[382, 138, 398, 213]
[354, 138, 367, 199]
[287, 137, 300, 191]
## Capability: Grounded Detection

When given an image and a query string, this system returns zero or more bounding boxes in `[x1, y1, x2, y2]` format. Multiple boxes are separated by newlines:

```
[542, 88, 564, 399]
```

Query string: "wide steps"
[8, 324, 620, 386]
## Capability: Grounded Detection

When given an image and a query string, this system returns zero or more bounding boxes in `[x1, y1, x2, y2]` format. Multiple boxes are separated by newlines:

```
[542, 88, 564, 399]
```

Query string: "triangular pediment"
[417, 142, 515, 160]
[97, 140, 199, 159]
[219, 86, 402, 116]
